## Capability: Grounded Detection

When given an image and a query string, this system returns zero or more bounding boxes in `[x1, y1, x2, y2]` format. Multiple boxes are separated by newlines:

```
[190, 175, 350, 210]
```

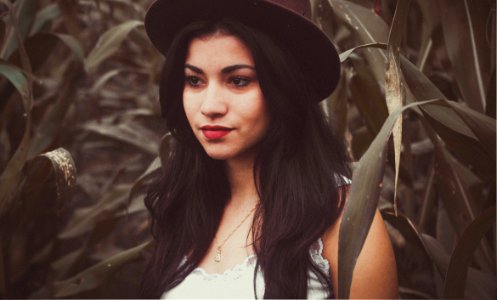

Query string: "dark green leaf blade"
[339, 42, 387, 62]
[447, 101, 496, 165]
[327, 0, 389, 83]
[443, 207, 496, 298]
[439, 0, 492, 112]
[0, 60, 28, 98]
[400, 56, 495, 179]
[338, 99, 439, 299]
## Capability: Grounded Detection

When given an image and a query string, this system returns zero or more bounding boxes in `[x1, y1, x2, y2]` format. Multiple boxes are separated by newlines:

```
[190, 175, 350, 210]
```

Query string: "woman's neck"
[225, 155, 259, 209]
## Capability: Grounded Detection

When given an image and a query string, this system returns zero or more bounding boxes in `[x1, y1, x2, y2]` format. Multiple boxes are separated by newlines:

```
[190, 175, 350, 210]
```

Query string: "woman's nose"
[200, 83, 228, 118]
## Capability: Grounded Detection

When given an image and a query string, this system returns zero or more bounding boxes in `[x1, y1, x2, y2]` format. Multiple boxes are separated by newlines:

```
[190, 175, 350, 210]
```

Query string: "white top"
[161, 239, 330, 299]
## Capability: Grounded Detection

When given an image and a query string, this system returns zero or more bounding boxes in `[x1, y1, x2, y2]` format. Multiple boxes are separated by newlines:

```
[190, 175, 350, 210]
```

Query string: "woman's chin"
[203, 149, 234, 161]
[199, 140, 259, 162]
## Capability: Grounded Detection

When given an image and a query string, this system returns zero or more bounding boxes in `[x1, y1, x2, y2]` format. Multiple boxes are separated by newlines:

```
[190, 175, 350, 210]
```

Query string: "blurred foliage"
[0, 0, 495, 298]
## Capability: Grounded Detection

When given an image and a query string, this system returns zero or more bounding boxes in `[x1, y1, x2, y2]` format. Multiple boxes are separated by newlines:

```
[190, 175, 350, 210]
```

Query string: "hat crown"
[266, 0, 311, 19]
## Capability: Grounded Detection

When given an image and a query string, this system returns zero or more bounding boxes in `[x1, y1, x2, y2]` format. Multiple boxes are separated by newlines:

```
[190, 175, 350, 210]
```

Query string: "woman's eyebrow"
[184, 63, 255, 74]
[185, 64, 203, 74]
[221, 64, 255, 74]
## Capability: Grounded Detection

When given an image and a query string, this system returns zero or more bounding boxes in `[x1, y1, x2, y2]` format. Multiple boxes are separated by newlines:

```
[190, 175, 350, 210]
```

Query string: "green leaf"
[338, 99, 439, 299]
[0, 62, 31, 217]
[443, 207, 496, 298]
[55, 33, 84, 61]
[0, 60, 28, 98]
[420, 234, 497, 299]
[85, 20, 143, 74]
[0, 0, 39, 59]
[381, 210, 428, 258]
[415, 1, 440, 69]
[30, 3, 60, 35]
[447, 101, 496, 165]
[400, 57, 475, 137]
[348, 55, 388, 137]
[90, 69, 121, 94]
[450, 158, 485, 214]
[53, 241, 151, 298]
[328, 0, 389, 84]
[400, 56, 495, 179]
[387, 0, 410, 53]
[430, 136, 494, 271]
[0, 0, 33, 224]
[381, 210, 436, 298]
[439, 0, 492, 112]
[339, 42, 387, 62]
[431, 136, 475, 232]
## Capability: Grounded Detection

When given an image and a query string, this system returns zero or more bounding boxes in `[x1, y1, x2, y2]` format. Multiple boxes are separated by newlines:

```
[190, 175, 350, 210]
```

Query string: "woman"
[141, 0, 397, 298]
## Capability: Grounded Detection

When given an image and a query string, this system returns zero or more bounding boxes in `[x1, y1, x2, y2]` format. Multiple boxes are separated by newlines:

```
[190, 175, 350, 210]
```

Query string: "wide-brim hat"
[145, 0, 341, 101]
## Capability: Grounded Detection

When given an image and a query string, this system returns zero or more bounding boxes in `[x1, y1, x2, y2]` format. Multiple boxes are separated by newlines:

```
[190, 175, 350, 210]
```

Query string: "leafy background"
[0, 0, 495, 298]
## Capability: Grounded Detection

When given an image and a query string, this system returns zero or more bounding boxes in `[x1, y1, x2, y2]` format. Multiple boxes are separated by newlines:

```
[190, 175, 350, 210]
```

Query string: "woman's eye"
[230, 76, 251, 87]
[185, 76, 202, 87]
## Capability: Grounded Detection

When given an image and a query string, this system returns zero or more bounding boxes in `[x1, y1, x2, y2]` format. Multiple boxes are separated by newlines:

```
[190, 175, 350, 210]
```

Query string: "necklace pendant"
[214, 247, 222, 262]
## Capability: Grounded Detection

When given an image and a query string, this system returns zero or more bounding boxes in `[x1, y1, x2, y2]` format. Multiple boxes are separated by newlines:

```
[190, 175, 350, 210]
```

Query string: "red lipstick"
[201, 125, 232, 139]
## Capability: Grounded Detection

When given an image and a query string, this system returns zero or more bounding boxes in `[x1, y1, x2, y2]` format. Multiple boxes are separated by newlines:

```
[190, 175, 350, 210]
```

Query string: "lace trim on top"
[190, 238, 329, 281]
[310, 238, 330, 271]
[190, 253, 257, 281]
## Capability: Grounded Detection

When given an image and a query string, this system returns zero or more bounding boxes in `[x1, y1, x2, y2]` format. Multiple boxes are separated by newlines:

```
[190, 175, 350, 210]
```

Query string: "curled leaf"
[24, 147, 77, 210]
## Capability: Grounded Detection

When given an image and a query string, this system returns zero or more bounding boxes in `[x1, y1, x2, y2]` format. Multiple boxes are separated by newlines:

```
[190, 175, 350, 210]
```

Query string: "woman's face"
[182, 33, 270, 162]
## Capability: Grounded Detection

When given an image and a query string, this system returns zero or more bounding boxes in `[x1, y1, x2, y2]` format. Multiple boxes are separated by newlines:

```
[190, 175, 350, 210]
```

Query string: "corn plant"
[313, 0, 495, 298]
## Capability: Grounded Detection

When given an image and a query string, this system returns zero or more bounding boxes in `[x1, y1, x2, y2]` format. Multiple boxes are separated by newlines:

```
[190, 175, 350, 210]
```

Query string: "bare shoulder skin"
[322, 188, 399, 299]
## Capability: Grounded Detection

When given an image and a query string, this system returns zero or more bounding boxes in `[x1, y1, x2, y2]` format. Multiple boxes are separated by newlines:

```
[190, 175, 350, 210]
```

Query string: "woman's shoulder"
[321, 184, 350, 262]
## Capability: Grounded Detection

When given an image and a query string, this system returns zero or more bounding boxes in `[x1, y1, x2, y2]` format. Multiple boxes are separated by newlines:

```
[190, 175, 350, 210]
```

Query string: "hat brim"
[145, 0, 340, 101]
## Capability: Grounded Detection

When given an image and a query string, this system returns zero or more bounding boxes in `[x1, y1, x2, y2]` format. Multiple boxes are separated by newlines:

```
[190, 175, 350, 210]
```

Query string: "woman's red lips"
[200, 125, 232, 139]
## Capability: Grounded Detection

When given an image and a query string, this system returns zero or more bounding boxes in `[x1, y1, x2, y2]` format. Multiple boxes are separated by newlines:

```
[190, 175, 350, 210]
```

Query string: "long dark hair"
[141, 18, 351, 299]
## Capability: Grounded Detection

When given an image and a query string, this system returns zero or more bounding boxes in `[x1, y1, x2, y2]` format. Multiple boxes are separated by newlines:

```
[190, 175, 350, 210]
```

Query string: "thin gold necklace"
[214, 206, 257, 263]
